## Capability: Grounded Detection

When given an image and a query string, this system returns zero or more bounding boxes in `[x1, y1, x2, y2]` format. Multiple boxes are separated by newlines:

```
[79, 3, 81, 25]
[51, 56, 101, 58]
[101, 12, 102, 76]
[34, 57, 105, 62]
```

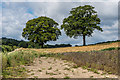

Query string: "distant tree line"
[44, 44, 72, 48]
[1, 37, 72, 49]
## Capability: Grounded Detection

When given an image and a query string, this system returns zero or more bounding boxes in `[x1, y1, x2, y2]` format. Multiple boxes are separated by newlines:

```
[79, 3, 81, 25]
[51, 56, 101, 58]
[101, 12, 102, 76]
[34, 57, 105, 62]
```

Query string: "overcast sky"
[1, 0, 119, 46]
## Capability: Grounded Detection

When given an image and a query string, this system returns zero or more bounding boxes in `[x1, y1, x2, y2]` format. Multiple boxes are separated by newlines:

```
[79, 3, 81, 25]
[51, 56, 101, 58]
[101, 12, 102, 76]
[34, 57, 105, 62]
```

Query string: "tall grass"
[2, 49, 48, 78]
[3, 49, 41, 69]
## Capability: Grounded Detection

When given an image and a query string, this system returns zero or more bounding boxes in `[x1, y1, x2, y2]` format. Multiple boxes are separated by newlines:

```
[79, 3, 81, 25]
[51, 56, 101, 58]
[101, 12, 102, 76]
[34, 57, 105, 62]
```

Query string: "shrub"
[1, 45, 18, 53]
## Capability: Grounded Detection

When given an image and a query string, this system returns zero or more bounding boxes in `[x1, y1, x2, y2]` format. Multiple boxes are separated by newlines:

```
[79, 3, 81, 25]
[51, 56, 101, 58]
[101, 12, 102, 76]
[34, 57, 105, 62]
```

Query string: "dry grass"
[32, 42, 119, 53]
[58, 50, 118, 75]
[9, 42, 119, 54]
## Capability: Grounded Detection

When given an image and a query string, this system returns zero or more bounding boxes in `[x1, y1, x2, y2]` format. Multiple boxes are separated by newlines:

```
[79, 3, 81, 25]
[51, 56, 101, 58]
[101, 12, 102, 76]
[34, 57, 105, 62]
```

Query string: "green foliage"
[2, 49, 38, 78]
[2, 49, 49, 78]
[18, 42, 28, 48]
[2, 50, 39, 69]
[1, 37, 41, 49]
[2, 53, 8, 69]
[101, 47, 118, 51]
[1, 37, 72, 49]
[2, 49, 59, 78]
[2, 67, 27, 78]
[2, 37, 21, 46]
[44, 44, 72, 48]
[1, 45, 18, 53]
[64, 76, 70, 79]
[61, 5, 103, 45]
[1, 37, 28, 48]
[22, 16, 61, 47]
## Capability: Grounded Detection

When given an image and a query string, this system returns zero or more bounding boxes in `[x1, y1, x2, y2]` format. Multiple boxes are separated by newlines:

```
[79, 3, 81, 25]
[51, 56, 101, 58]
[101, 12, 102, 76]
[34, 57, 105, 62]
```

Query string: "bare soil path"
[24, 57, 117, 78]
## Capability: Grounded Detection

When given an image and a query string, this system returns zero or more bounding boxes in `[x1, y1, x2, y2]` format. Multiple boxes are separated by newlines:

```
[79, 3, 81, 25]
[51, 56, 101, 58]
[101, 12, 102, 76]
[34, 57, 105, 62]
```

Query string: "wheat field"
[31, 42, 119, 53]
[13, 42, 119, 54]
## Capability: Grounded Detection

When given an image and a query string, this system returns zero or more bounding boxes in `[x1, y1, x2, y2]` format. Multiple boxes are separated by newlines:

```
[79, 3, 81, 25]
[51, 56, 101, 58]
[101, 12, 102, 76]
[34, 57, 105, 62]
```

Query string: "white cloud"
[2, 2, 118, 45]
[0, 3, 1, 44]
[86, 21, 118, 44]
[2, 0, 119, 2]
[2, 3, 34, 40]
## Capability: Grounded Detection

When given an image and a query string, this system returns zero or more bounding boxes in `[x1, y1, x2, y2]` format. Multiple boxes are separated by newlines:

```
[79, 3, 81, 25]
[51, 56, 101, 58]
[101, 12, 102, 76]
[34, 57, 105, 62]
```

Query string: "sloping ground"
[24, 57, 117, 78]
[8, 42, 119, 54]
[33, 42, 119, 53]
[4, 42, 119, 78]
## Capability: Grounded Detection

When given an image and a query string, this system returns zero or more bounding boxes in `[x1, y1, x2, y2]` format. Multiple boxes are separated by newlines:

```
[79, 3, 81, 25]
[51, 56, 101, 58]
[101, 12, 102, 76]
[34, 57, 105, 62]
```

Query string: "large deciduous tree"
[22, 16, 61, 48]
[61, 5, 103, 46]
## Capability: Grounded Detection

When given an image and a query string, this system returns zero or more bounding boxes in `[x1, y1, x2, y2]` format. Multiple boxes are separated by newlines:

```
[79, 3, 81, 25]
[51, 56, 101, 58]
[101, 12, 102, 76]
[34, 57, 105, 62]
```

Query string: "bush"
[18, 42, 28, 48]
[1, 45, 18, 53]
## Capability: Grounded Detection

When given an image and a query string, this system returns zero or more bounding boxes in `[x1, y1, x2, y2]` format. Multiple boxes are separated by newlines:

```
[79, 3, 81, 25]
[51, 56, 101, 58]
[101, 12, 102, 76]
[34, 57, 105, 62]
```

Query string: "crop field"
[32, 42, 119, 53]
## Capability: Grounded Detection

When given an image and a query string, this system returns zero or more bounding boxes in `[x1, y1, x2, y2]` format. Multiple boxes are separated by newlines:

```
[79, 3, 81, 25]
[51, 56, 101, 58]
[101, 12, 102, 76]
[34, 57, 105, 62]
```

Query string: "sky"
[1, 0, 119, 46]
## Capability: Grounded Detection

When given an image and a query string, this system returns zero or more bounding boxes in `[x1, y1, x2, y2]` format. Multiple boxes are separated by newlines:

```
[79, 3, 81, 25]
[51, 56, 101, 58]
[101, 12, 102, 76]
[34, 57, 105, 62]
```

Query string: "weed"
[48, 61, 51, 63]
[31, 73, 34, 75]
[72, 65, 79, 68]
[2, 67, 27, 78]
[42, 68, 45, 70]
[38, 69, 42, 72]
[64, 76, 70, 79]
[64, 67, 70, 70]
[82, 71, 86, 73]
[39, 60, 42, 64]
[101, 72, 106, 75]
[108, 72, 112, 74]
[72, 70, 74, 72]
[30, 69, 33, 71]
[49, 77, 57, 80]
[82, 66, 88, 69]
[55, 69, 58, 72]
[34, 76, 38, 78]
[90, 76, 94, 78]
[46, 71, 57, 75]
[48, 67, 52, 70]
[54, 58, 56, 61]
[27, 70, 31, 73]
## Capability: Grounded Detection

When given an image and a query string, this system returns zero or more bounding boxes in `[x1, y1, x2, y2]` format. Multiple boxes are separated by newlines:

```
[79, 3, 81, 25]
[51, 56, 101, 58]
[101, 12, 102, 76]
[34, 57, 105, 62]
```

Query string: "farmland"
[1, 41, 119, 78]
[32, 42, 119, 53]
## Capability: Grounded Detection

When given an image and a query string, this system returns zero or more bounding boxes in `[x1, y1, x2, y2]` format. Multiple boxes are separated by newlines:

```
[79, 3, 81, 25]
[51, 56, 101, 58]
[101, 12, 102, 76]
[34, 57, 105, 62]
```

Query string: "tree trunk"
[83, 35, 86, 46]
[40, 42, 44, 48]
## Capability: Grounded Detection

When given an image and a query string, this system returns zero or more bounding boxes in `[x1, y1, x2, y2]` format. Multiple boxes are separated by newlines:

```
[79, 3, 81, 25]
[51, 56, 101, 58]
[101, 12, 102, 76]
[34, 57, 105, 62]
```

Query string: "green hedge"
[0, 45, 18, 53]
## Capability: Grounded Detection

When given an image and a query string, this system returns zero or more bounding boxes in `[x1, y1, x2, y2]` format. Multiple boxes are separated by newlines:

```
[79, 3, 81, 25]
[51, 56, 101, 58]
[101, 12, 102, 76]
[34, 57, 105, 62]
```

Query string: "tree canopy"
[61, 5, 103, 46]
[22, 16, 61, 47]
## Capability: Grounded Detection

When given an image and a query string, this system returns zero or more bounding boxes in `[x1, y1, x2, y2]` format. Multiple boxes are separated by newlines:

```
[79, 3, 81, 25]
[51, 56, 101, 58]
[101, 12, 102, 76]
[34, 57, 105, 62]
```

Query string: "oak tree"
[61, 5, 103, 46]
[22, 16, 61, 47]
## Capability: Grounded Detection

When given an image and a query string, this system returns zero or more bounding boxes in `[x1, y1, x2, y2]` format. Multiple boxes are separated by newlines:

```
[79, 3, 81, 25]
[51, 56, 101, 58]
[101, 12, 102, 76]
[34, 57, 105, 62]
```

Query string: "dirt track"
[25, 57, 117, 78]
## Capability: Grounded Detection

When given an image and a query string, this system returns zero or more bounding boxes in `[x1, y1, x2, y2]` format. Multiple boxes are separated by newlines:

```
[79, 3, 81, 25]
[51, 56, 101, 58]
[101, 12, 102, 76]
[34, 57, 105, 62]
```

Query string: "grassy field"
[1, 41, 119, 78]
